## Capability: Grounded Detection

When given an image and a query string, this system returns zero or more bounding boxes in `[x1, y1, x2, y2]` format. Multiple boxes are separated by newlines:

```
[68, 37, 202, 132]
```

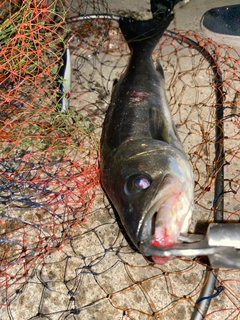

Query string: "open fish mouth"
[140, 174, 193, 264]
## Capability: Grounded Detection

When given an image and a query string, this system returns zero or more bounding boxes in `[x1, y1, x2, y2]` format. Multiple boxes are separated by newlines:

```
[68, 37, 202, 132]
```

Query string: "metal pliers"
[140, 223, 240, 268]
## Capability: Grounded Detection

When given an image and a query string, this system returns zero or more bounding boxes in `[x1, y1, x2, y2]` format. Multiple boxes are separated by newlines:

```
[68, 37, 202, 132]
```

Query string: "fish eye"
[124, 173, 152, 195]
[134, 176, 151, 189]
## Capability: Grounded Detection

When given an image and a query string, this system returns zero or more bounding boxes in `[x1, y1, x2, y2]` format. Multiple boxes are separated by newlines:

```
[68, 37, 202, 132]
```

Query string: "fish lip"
[138, 174, 192, 252]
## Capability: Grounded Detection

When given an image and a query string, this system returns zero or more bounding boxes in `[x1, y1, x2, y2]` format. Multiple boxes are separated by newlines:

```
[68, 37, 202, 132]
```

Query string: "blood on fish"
[150, 228, 174, 247]
[150, 229, 174, 264]
[129, 90, 148, 103]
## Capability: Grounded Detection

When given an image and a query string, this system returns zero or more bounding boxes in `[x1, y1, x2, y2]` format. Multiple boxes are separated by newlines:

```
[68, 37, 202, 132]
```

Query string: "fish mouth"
[140, 174, 193, 264]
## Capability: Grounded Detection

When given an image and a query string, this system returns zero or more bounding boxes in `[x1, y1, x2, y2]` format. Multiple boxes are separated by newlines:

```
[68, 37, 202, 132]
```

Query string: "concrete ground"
[107, 0, 240, 40]
[1, 1, 239, 319]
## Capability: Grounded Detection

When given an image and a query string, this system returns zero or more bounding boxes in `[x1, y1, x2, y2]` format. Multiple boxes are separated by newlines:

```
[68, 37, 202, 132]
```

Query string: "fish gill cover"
[0, 0, 239, 319]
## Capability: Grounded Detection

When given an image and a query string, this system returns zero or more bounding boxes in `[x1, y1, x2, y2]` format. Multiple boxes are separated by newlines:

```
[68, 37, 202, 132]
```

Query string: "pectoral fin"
[149, 107, 170, 143]
[149, 106, 184, 153]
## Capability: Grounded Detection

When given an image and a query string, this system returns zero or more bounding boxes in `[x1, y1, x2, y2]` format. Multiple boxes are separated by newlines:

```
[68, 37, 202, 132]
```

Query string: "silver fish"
[58, 44, 72, 113]
[100, 7, 194, 264]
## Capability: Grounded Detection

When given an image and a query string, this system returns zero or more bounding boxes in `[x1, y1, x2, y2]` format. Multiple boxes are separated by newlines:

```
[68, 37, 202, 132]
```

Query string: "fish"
[58, 44, 72, 113]
[100, 5, 194, 264]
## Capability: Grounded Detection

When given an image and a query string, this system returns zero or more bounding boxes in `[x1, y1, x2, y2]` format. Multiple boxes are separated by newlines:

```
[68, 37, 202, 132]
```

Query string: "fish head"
[100, 139, 194, 264]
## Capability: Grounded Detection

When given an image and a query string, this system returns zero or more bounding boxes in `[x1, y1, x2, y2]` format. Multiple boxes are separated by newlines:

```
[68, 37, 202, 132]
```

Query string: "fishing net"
[0, 1, 240, 319]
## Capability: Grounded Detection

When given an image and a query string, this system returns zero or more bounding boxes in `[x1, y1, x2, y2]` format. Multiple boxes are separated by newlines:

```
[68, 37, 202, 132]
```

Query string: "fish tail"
[119, 14, 173, 53]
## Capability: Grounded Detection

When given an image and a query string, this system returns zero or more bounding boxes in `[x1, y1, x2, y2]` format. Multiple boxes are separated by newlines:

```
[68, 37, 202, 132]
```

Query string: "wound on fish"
[129, 90, 149, 103]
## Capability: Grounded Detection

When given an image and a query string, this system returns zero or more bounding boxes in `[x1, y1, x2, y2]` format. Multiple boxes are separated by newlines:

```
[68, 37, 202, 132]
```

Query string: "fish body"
[100, 13, 194, 264]
[58, 46, 72, 113]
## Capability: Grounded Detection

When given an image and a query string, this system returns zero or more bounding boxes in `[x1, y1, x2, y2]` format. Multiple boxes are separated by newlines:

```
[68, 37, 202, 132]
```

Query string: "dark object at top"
[151, 0, 182, 19]
[201, 4, 240, 36]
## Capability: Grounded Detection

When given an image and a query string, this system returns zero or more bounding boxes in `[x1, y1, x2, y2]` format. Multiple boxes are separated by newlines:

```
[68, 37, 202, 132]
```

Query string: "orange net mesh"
[1, 1, 240, 319]
[0, 0, 100, 307]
